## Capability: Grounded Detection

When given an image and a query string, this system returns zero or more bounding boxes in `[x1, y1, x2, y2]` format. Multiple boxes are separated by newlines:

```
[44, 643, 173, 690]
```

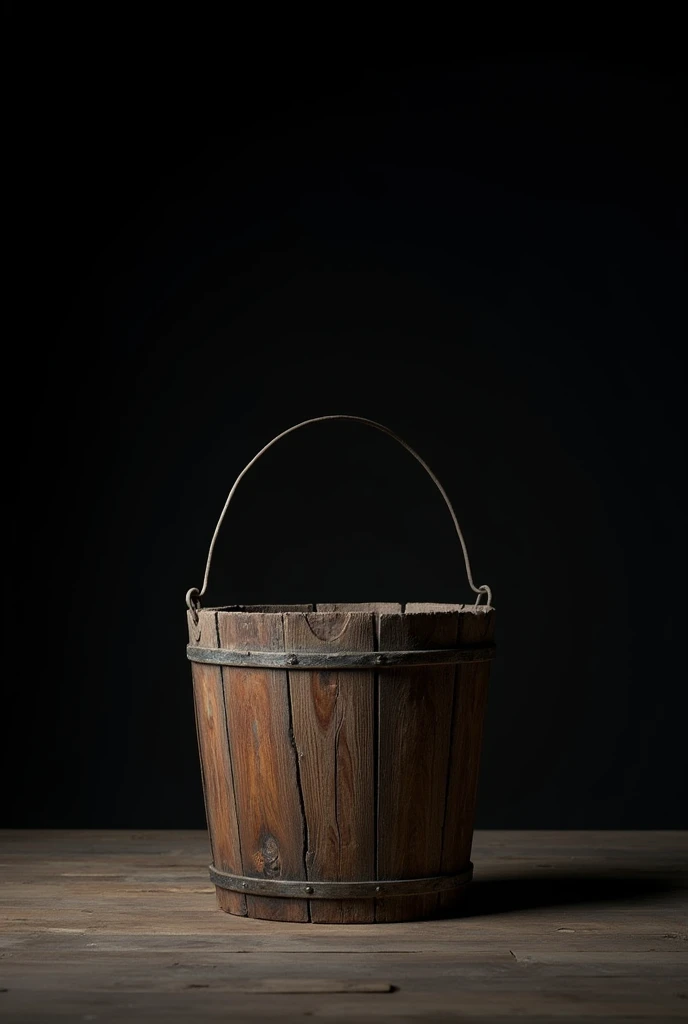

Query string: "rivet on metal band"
[187, 645, 496, 670]
[208, 864, 473, 899]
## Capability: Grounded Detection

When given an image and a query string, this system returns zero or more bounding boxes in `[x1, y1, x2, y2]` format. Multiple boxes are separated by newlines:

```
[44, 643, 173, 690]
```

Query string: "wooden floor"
[1, 831, 686, 1021]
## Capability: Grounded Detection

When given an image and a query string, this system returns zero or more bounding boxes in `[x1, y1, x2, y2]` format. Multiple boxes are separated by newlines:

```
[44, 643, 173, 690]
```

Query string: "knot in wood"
[258, 834, 281, 878]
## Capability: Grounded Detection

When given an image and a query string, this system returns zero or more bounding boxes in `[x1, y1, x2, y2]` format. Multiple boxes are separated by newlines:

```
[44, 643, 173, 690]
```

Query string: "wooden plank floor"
[1, 831, 686, 1021]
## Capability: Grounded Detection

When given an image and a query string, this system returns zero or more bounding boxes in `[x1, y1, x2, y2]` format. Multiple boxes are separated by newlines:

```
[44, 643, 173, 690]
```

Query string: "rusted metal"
[187, 644, 496, 669]
[208, 864, 474, 899]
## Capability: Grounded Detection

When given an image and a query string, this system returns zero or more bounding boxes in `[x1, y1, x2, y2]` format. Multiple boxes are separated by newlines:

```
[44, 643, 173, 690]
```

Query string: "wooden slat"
[10, 925, 688, 956]
[3, 946, 688, 1022]
[2, 828, 687, 986]
[4, 951, 686, 987]
[285, 612, 376, 923]
[376, 610, 459, 921]
[315, 603, 402, 614]
[404, 603, 465, 612]
[187, 611, 246, 917]
[209, 604, 314, 612]
[2, 990, 686, 1020]
[216, 612, 308, 922]
[439, 608, 496, 912]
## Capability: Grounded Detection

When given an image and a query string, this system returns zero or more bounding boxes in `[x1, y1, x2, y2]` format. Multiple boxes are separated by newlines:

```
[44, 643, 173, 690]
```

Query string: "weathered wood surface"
[285, 612, 376, 923]
[440, 607, 495, 911]
[187, 611, 246, 917]
[316, 603, 402, 614]
[215, 612, 308, 923]
[376, 610, 458, 921]
[194, 604, 494, 924]
[1, 831, 686, 1021]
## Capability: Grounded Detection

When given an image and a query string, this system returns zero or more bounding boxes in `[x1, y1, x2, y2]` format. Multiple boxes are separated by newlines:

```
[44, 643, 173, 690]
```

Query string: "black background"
[6, 53, 685, 829]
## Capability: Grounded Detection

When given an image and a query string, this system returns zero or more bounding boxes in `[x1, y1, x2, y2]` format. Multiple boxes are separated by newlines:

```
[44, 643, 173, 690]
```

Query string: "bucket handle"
[186, 415, 492, 621]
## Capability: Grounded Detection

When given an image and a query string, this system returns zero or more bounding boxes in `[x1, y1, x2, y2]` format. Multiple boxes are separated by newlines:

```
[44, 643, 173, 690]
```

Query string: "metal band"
[187, 644, 496, 669]
[209, 864, 473, 899]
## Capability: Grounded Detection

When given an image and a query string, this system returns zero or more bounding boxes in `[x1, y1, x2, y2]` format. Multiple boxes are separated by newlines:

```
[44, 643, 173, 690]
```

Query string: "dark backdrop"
[6, 54, 685, 828]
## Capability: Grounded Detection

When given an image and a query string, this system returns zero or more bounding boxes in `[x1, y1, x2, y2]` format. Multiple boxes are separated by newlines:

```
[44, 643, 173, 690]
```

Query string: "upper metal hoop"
[186, 643, 496, 670]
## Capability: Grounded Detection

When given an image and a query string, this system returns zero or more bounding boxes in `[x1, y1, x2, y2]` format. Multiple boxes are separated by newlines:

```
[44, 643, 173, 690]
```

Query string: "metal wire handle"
[186, 415, 492, 620]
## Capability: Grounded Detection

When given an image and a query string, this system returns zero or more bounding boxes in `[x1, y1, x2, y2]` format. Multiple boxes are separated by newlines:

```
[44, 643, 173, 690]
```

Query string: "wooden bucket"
[186, 416, 495, 923]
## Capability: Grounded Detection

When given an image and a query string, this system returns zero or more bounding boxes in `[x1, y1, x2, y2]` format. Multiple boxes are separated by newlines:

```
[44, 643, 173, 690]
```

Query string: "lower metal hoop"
[208, 864, 473, 899]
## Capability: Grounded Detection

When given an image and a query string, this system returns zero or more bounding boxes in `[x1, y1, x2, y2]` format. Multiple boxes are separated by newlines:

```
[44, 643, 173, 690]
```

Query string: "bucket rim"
[196, 602, 495, 616]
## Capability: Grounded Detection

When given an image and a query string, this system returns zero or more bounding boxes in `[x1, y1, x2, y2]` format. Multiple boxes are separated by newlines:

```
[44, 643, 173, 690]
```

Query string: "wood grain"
[316, 603, 402, 614]
[2, 830, 686, 1020]
[440, 608, 496, 913]
[405, 602, 465, 612]
[215, 612, 309, 922]
[285, 612, 376, 923]
[187, 611, 246, 917]
[192, 604, 494, 924]
[211, 604, 314, 612]
[376, 610, 459, 922]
